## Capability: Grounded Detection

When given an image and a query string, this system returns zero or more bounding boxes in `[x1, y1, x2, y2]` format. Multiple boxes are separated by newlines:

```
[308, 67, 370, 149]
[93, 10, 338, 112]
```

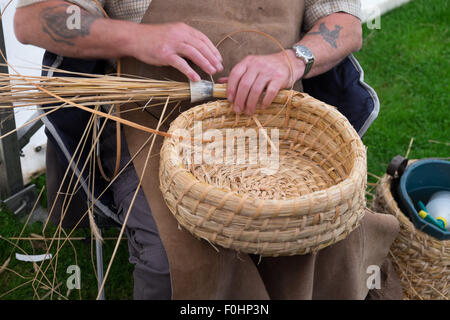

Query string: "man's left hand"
[219, 50, 304, 115]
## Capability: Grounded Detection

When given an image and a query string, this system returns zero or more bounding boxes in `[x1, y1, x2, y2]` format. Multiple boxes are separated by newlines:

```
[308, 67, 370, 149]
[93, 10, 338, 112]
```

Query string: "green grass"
[354, 0, 449, 177]
[0, 0, 449, 300]
[0, 202, 133, 299]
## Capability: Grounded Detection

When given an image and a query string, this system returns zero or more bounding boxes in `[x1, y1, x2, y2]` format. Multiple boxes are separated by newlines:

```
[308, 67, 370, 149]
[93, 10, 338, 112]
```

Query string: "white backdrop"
[1, 0, 410, 184]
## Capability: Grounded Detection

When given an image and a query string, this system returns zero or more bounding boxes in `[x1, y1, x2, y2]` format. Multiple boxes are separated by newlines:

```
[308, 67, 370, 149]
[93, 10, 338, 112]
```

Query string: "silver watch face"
[294, 45, 314, 61]
[292, 45, 315, 78]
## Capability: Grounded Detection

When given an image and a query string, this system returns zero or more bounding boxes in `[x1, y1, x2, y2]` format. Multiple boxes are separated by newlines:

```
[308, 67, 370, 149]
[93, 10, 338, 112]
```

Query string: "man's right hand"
[14, 1, 222, 82]
[131, 23, 223, 82]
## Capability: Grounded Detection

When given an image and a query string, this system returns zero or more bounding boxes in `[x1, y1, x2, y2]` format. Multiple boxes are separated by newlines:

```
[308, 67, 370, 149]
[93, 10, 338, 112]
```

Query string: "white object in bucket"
[426, 191, 450, 231]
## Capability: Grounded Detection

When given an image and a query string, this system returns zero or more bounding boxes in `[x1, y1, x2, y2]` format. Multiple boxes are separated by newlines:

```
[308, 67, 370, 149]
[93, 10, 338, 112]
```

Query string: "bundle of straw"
[0, 71, 192, 108]
[0, 67, 295, 140]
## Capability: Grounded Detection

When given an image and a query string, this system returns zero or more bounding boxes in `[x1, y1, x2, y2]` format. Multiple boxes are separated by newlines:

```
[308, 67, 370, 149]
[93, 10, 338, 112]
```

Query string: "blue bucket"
[390, 158, 450, 240]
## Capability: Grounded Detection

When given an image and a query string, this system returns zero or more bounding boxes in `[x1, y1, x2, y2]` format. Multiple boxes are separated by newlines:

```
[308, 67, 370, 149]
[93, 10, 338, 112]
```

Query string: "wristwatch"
[292, 44, 315, 79]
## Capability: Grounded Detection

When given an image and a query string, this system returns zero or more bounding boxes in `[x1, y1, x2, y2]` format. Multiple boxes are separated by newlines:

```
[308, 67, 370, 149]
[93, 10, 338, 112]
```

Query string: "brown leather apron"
[120, 0, 401, 299]
[121, 0, 305, 84]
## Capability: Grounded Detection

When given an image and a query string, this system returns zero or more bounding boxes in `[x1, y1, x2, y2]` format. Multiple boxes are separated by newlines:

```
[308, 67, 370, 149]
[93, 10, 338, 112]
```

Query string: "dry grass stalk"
[405, 137, 414, 158]
[40, 281, 65, 300]
[30, 117, 161, 293]
[0, 257, 11, 274]
[88, 207, 103, 243]
[8, 236, 126, 241]
[428, 139, 450, 146]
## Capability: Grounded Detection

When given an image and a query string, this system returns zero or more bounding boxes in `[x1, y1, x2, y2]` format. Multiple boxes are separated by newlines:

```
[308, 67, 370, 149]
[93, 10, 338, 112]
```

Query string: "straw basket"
[372, 172, 450, 299]
[159, 91, 367, 256]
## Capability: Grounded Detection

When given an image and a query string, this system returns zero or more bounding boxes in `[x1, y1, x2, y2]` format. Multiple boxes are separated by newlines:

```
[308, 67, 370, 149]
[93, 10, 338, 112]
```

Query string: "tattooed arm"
[14, 1, 132, 59]
[14, 0, 222, 81]
[295, 12, 362, 79]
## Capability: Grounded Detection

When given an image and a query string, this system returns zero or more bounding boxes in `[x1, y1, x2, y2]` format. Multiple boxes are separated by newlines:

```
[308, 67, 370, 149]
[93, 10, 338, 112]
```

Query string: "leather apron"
[120, 0, 401, 299]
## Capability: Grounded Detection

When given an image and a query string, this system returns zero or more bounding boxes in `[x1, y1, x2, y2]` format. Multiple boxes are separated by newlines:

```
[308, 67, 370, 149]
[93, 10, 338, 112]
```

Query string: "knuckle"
[180, 43, 193, 54]
[273, 71, 285, 79]
[166, 56, 177, 66]
[253, 58, 265, 68]
[159, 46, 173, 58]
[171, 23, 188, 35]
[236, 64, 247, 74]
[229, 67, 242, 79]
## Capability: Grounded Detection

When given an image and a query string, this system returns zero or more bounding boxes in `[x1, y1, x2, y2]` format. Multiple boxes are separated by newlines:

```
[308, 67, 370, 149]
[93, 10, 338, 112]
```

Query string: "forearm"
[295, 12, 362, 78]
[14, 0, 136, 59]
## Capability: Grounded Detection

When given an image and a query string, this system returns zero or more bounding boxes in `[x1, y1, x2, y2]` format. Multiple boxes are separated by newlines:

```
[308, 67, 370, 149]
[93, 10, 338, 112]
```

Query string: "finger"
[167, 54, 201, 82]
[234, 68, 259, 115]
[192, 29, 223, 63]
[246, 74, 271, 115]
[262, 80, 282, 108]
[218, 77, 228, 83]
[178, 43, 217, 75]
[186, 37, 223, 72]
[226, 62, 247, 104]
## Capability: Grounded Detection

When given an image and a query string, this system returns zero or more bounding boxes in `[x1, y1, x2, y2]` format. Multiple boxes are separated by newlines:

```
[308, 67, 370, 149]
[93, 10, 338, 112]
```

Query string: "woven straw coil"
[372, 172, 450, 300]
[159, 91, 367, 256]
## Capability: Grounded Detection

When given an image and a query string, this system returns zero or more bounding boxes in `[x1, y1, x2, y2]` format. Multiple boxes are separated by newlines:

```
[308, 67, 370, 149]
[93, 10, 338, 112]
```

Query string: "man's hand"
[131, 23, 223, 82]
[219, 50, 304, 115]
[220, 12, 362, 115]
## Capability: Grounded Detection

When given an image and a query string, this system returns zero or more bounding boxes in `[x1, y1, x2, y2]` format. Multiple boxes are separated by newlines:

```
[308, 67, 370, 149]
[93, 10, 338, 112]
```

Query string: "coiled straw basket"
[372, 170, 450, 300]
[159, 91, 367, 256]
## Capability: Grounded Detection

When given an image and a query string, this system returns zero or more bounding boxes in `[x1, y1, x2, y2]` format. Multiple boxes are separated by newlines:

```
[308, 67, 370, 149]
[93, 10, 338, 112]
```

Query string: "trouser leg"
[116, 181, 172, 300]
[99, 119, 171, 299]
[45, 138, 90, 229]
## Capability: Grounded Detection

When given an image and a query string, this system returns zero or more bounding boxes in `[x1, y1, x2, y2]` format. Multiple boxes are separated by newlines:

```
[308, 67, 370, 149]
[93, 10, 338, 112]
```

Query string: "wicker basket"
[372, 173, 450, 299]
[159, 91, 367, 256]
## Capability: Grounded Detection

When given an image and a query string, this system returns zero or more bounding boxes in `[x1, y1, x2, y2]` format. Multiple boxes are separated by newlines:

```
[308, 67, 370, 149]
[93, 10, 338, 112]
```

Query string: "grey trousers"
[98, 119, 172, 299]
[46, 119, 172, 299]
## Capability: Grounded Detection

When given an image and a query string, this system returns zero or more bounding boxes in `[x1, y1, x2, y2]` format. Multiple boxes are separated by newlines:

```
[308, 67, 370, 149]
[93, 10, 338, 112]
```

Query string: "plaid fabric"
[304, 0, 362, 30]
[16, 0, 151, 22]
[18, 0, 361, 26]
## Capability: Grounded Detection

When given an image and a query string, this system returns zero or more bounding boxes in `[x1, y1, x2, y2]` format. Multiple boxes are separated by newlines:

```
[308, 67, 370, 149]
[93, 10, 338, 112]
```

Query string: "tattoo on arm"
[39, 4, 99, 46]
[309, 23, 343, 49]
